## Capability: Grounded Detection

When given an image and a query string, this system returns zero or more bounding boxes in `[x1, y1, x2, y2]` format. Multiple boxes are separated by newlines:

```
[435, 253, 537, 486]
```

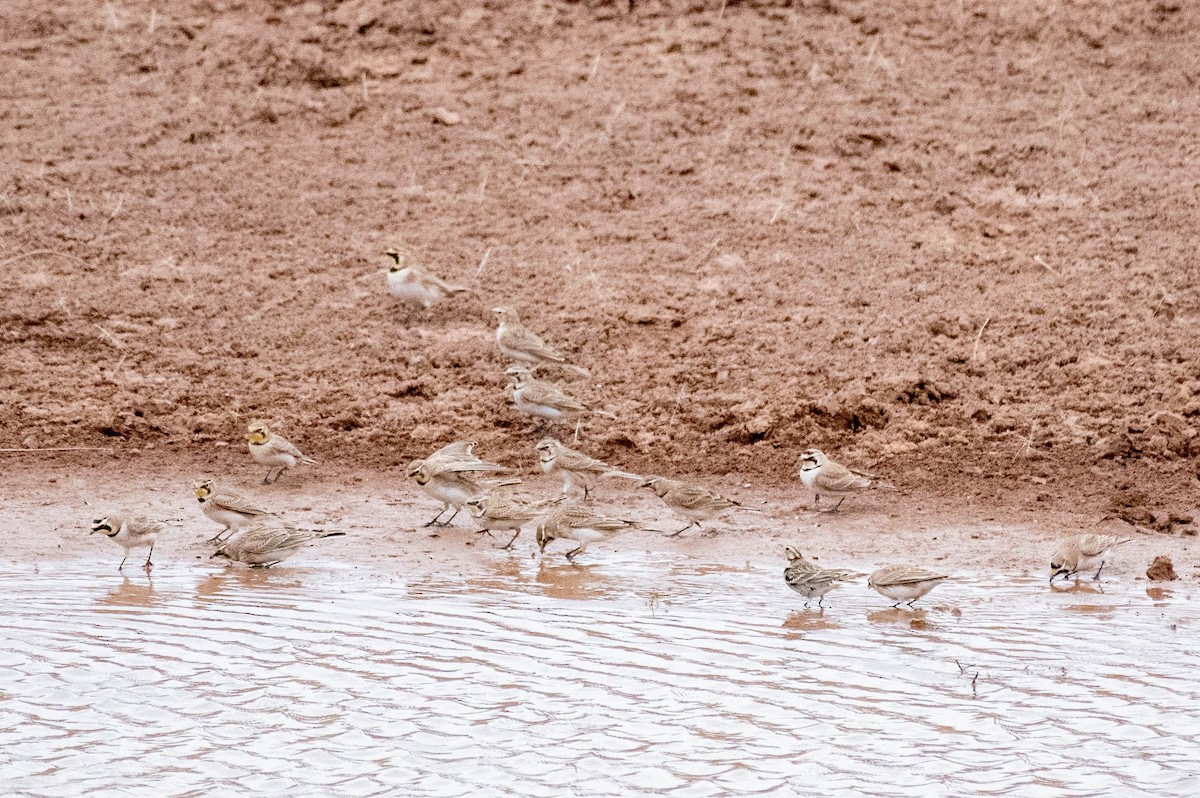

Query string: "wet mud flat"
[2, 553, 1198, 796]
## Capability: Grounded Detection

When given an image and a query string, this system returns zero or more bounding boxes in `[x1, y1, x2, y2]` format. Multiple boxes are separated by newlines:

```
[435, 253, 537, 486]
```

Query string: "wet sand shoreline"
[6, 453, 1195, 584]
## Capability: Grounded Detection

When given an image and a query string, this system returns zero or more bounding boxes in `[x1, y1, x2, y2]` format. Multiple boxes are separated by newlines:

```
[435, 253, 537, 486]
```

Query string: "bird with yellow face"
[246, 421, 315, 484]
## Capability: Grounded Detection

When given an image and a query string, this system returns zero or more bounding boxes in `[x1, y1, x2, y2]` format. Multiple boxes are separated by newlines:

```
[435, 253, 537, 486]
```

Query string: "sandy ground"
[5, 451, 1195, 586]
[3, 1, 1200, 560]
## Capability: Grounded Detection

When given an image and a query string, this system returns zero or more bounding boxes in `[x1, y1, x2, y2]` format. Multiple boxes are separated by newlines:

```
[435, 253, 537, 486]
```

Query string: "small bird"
[506, 367, 613, 427]
[211, 526, 346, 567]
[406, 441, 519, 527]
[493, 306, 589, 376]
[247, 421, 315, 484]
[91, 514, 166, 571]
[640, 476, 749, 536]
[535, 505, 640, 561]
[867, 565, 949, 608]
[464, 494, 563, 549]
[193, 478, 274, 542]
[385, 247, 470, 309]
[535, 437, 641, 498]
[797, 448, 878, 511]
[783, 546, 856, 608]
[1049, 534, 1132, 583]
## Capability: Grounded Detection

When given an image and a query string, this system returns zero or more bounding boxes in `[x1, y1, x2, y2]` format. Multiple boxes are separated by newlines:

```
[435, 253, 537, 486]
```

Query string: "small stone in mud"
[1146, 556, 1178, 581]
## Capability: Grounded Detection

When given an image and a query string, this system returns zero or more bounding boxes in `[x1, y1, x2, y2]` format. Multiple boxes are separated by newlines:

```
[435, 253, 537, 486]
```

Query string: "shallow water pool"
[2, 554, 1197, 796]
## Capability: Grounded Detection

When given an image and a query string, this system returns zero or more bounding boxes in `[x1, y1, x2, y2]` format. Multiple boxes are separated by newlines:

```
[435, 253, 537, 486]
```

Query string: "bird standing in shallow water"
[1049, 534, 1131, 583]
[91, 514, 165, 571]
[867, 565, 949, 608]
[782, 546, 856, 608]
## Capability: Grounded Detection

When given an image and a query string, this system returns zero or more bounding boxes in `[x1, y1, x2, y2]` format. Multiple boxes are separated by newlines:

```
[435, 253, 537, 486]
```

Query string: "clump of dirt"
[1146, 556, 1178, 582]
[1105, 487, 1193, 534]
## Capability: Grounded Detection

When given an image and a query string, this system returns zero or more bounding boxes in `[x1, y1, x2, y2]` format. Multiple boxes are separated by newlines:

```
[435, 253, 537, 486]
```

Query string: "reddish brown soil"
[3, 0, 1200, 530]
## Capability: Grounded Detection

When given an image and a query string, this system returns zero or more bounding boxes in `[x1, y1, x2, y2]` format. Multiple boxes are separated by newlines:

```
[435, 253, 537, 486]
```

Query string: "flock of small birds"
[88, 249, 1133, 608]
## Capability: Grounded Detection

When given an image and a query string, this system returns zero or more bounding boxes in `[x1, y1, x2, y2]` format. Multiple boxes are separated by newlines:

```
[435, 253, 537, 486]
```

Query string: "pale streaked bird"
[193, 478, 274, 542]
[535, 505, 640, 561]
[506, 366, 613, 426]
[91, 514, 166, 571]
[783, 546, 856, 608]
[492, 306, 589, 376]
[465, 494, 564, 549]
[797, 448, 878, 511]
[1049, 534, 1131, 583]
[867, 565, 949, 607]
[247, 421, 315, 484]
[535, 437, 640, 498]
[640, 476, 750, 536]
[212, 526, 346, 568]
[386, 247, 469, 309]
[406, 440, 519, 527]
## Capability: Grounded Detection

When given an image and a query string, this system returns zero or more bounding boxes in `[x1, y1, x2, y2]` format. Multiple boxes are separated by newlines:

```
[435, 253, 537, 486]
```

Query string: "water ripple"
[0, 558, 1197, 796]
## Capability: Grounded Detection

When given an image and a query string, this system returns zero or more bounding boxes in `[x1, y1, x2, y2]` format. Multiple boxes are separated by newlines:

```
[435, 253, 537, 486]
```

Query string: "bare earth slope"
[2, 0, 1199, 531]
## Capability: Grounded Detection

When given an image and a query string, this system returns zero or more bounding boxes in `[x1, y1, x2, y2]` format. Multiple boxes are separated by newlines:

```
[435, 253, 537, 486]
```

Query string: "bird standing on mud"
[493, 306, 589, 376]
[797, 448, 879, 511]
[535, 437, 641, 499]
[385, 247, 470, 309]
[406, 440, 520, 527]
[247, 421, 316, 485]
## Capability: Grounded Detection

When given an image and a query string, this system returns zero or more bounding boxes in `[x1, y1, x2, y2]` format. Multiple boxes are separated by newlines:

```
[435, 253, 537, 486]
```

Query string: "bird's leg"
[583, 485, 591, 500]
[118, 556, 127, 571]
[566, 544, 584, 560]
[423, 505, 449, 527]
[262, 470, 273, 485]
[817, 597, 824, 609]
[441, 507, 460, 526]
[501, 530, 521, 549]
[144, 545, 154, 571]
[832, 497, 846, 512]
[907, 599, 918, 608]
[1093, 561, 1105, 580]
[209, 527, 229, 543]
[665, 522, 694, 538]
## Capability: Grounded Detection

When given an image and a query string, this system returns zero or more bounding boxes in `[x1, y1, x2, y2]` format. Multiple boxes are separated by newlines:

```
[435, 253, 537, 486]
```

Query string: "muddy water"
[2, 555, 1198, 796]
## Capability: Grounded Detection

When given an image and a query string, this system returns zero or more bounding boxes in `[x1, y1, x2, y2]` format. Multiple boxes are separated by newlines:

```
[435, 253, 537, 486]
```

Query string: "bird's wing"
[410, 265, 466, 294]
[1080, 535, 1129, 556]
[669, 484, 737, 512]
[269, 435, 312, 463]
[429, 440, 478, 462]
[555, 446, 614, 474]
[239, 527, 300, 554]
[213, 492, 272, 516]
[571, 513, 635, 532]
[522, 380, 588, 412]
[814, 461, 872, 492]
[502, 325, 565, 362]
[875, 565, 948, 585]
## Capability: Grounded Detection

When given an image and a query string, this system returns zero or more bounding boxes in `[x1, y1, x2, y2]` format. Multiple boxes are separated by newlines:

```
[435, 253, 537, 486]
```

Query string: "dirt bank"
[2, 1, 1199, 526]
